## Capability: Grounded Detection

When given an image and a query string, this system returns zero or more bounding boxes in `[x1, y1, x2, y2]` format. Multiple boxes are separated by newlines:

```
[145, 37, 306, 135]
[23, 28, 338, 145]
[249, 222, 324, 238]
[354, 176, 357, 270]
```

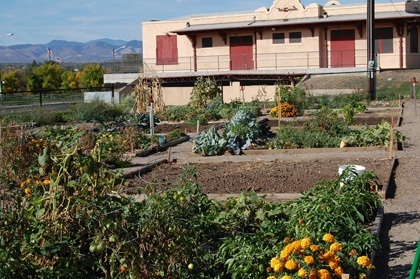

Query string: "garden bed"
[125, 155, 393, 198]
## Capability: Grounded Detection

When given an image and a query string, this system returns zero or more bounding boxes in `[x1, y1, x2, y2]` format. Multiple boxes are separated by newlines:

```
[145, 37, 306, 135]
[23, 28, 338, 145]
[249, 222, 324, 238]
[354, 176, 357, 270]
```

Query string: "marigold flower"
[298, 268, 308, 277]
[317, 269, 332, 279]
[280, 276, 292, 279]
[273, 263, 283, 273]
[285, 259, 298, 270]
[322, 233, 335, 243]
[357, 256, 371, 268]
[284, 236, 291, 243]
[24, 188, 31, 195]
[20, 182, 26, 188]
[329, 260, 339, 270]
[43, 179, 51, 186]
[270, 257, 281, 268]
[321, 252, 334, 262]
[304, 255, 315, 265]
[349, 249, 358, 256]
[334, 266, 344, 277]
[310, 244, 319, 252]
[267, 276, 276, 279]
[359, 273, 367, 279]
[330, 242, 343, 253]
[26, 193, 32, 199]
[301, 237, 312, 249]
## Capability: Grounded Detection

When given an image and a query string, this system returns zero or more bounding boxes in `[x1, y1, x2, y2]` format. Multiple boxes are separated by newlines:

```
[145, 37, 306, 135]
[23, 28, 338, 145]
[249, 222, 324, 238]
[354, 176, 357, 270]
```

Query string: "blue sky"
[1, 0, 384, 45]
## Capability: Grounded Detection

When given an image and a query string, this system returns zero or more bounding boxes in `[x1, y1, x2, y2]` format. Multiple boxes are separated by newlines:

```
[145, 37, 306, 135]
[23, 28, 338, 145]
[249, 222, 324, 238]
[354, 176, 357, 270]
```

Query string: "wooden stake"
[196, 119, 200, 134]
[389, 117, 394, 159]
[277, 95, 282, 129]
[168, 147, 172, 163]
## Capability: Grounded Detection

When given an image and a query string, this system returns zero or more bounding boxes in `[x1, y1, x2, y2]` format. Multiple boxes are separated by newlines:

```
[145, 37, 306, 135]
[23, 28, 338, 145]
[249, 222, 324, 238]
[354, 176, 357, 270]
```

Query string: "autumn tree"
[78, 64, 104, 89]
[1, 70, 20, 93]
[61, 69, 79, 89]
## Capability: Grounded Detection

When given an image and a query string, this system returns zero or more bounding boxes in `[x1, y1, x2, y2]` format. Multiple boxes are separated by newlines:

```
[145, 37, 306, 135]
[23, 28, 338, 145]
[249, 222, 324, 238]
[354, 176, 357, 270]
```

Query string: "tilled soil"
[125, 157, 392, 195]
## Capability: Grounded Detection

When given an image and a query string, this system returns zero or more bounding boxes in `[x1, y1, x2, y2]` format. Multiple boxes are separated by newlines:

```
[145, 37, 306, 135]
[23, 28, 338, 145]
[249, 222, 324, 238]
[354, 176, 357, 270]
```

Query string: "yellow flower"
[357, 256, 371, 268]
[270, 257, 281, 268]
[321, 252, 334, 262]
[298, 268, 308, 277]
[301, 237, 312, 249]
[43, 179, 51, 186]
[285, 259, 298, 270]
[304, 255, 315, 265]
[322, 233, 335, 243]
[317, 269, 332, 279]
[24, 188, 31, 195]
[334, 266, 344, 277]
[329, 260, 339, 270]
[267, 276, 276, 279]
[20, 182, 26, 188]
[273, 263, 284, 273]
[280, 276, 292, 279]
[330, 242, 343, 253]
[359, 273, 367, 279]
[26, 193, 32, 199]
[310, 244, 319, 252]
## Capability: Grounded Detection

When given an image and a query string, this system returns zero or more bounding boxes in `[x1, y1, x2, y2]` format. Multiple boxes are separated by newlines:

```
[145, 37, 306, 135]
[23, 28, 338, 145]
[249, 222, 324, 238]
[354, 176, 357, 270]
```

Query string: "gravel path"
[372, 98, 420, 279]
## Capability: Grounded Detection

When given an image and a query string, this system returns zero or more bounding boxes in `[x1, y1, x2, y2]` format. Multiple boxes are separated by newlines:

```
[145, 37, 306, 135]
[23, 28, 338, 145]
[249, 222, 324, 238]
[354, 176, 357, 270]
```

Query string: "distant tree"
[1, 70, 20, 93]
[25, 61, 63, 91]
[61, 69, 79, 89]
[25, 62, 43, 92]
[78, 64, 104, 89]
[35, 61, 63, 90]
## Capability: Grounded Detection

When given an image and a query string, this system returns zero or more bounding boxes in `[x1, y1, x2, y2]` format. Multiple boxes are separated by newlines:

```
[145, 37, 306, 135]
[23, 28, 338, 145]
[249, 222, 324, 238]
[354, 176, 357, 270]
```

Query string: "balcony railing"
[142, 50, 420, 74]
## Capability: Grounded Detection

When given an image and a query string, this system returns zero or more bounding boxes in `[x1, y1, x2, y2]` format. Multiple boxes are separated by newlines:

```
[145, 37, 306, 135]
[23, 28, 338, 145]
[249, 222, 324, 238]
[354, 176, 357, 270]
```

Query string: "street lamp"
[112, 45, 126, 73]
[0, 33, 13, 101]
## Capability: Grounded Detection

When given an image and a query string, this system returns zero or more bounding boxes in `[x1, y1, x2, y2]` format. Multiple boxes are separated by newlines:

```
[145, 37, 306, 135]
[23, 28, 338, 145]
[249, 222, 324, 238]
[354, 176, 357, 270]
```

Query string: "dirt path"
[372, 99, 420, 279]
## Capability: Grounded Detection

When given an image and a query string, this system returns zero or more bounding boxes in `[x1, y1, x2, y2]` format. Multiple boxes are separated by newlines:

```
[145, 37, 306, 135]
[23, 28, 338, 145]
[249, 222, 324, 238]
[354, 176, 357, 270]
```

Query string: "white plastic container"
[338, 165, 366, 176]
[338, 165, 366, 186]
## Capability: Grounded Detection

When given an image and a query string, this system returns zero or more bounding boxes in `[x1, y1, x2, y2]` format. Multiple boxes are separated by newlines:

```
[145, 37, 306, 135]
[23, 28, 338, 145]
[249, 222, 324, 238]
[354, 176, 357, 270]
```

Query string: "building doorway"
[230, 36, 254, 70]
[331, 29, 355, 67]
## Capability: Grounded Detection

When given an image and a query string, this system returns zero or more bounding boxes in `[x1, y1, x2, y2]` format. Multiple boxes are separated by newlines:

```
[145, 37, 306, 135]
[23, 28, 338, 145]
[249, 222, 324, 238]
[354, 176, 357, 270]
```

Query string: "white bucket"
[338, 165, 366, 186]
[338, 165, 366, 176]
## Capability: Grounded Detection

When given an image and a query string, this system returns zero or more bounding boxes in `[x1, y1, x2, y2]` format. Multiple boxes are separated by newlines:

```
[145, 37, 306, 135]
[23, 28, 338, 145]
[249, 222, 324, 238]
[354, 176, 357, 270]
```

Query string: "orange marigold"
[285, 259, 298, 270]
[357, 256, 373, 268]
[334, 266, 344, 277]
[310, 244, 319, 252]
[301, 237, 312, 249]
[298, 268, 308, 278]
[322, 233, 335, 243]
[304, 255, 315, 265]
[317, 269, 332, 279]
[329, 242, 343, 253]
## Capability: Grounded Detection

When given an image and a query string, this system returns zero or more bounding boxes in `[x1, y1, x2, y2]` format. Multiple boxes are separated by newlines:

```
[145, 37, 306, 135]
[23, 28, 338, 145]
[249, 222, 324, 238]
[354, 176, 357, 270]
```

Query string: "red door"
[331, 30, 355, 68]
[230, 36, 254, 70]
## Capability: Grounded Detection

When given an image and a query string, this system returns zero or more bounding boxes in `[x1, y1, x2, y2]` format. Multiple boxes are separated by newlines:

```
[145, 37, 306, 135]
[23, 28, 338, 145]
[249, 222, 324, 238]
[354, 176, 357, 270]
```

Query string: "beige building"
[108, 0, 420, 105]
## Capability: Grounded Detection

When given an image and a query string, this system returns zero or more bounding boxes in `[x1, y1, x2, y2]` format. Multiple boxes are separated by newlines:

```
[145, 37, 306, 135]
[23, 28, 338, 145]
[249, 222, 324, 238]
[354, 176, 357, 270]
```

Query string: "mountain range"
[0, 39, 142, 63]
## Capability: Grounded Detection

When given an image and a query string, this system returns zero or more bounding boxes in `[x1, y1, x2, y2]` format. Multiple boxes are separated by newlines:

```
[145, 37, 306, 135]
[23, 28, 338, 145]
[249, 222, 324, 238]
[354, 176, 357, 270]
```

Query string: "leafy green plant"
[192, 126, 226, 156]
[189, 77, 222, 110]
[166, 128, 187, 142]
[223, 109, 260, 154]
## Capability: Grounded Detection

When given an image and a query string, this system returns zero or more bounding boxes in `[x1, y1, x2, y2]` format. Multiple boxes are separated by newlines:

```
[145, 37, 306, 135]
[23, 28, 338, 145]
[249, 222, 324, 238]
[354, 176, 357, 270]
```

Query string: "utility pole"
[367, 0, 376, 100]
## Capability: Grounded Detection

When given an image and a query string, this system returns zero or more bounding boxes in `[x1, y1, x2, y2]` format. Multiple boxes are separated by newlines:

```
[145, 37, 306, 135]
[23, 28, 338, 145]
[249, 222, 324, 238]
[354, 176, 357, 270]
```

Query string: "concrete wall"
[84, 91, 120, 104]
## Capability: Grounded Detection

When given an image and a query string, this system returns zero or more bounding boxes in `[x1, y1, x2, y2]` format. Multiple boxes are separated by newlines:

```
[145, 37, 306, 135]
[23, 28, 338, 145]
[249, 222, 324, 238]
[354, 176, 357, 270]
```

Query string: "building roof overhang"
[172, 11, 420, 35]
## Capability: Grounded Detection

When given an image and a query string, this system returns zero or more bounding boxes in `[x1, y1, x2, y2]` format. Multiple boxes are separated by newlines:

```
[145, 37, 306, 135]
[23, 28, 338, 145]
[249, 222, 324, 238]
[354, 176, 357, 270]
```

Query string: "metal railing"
[142, 50, 420, 74]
